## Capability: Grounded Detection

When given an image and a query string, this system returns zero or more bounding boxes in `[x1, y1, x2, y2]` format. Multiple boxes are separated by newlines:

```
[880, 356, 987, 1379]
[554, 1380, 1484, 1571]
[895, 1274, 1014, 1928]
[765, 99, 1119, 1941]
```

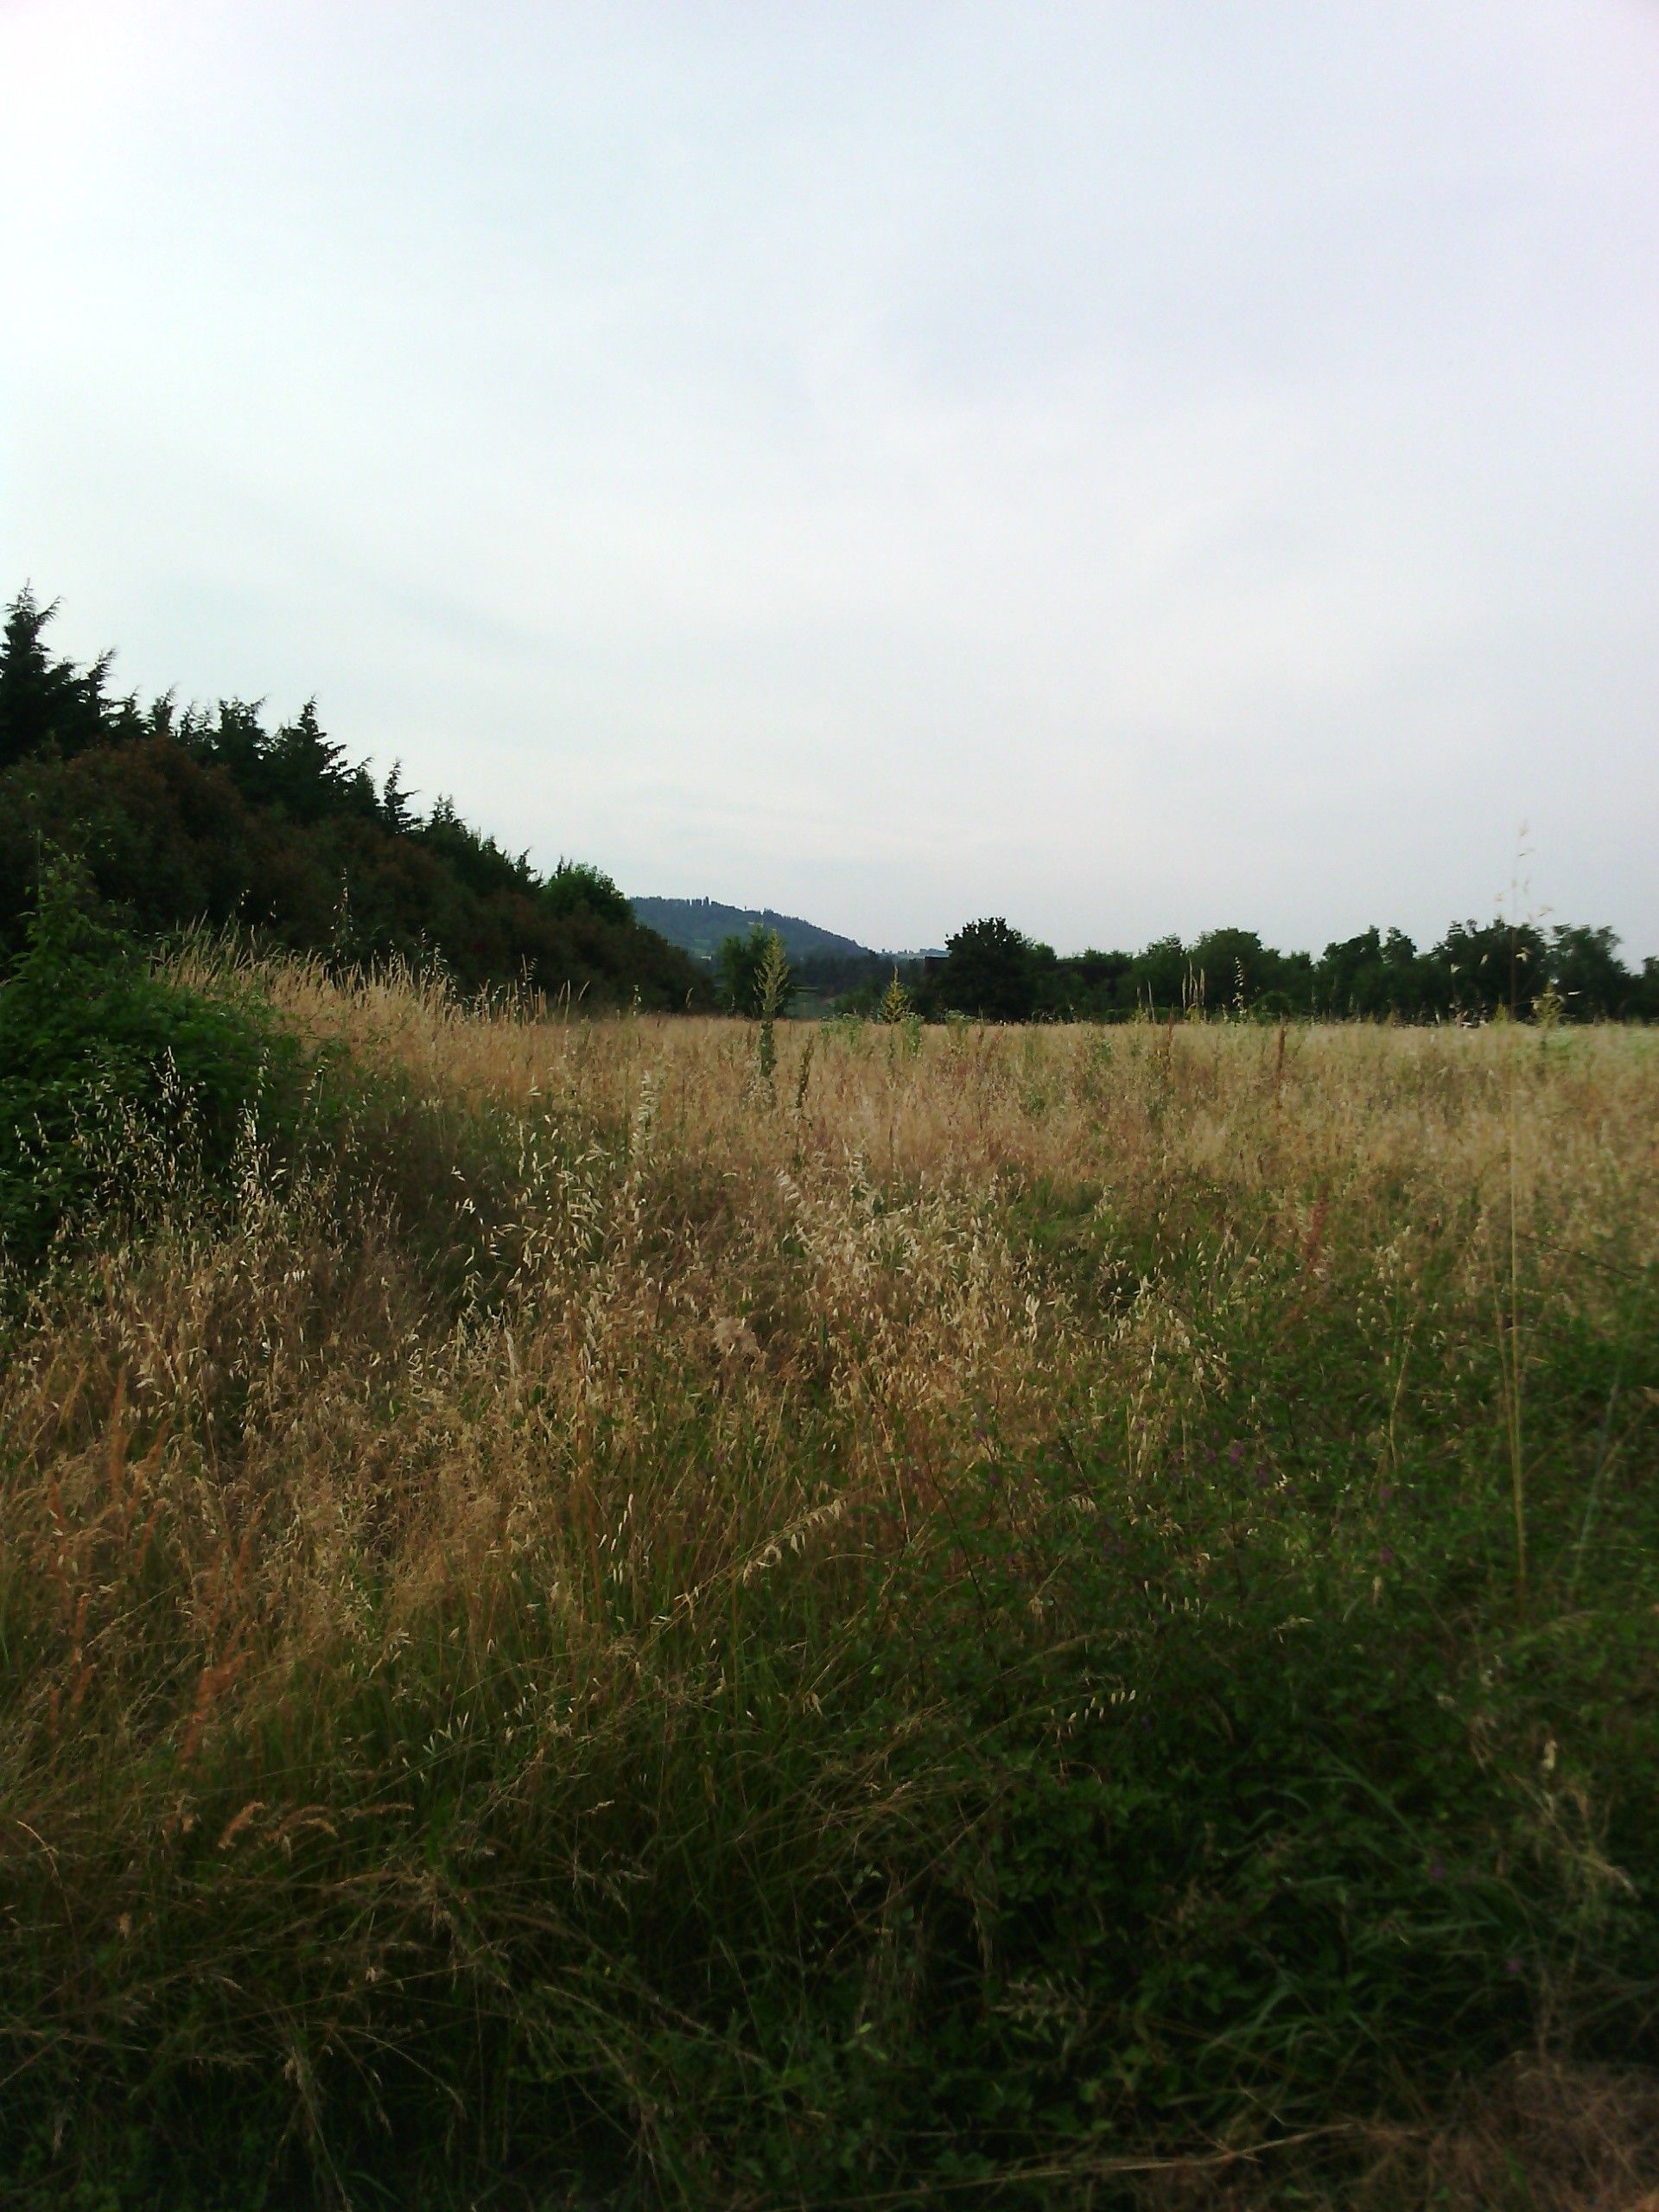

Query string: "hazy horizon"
[3, 2, 1656, 958]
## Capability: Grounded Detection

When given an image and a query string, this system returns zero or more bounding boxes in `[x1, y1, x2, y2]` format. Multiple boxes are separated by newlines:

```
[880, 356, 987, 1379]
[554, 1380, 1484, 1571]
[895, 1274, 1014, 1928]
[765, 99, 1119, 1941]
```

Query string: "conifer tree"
[0, 588, 112, 768]
[380, 760, 416, 835]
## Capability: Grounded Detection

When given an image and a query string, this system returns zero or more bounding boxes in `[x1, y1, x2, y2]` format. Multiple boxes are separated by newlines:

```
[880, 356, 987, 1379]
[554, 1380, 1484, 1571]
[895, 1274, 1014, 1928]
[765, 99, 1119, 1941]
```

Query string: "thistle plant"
[879, 968, 912, 1025]
[879, 967, 923, 1059]
[754, 928, 791, 1097]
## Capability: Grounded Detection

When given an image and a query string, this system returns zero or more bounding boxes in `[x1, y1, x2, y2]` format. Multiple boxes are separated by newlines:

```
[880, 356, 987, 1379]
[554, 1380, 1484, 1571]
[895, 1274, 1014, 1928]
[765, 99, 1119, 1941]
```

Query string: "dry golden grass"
[3, 960, 1656, 2204]
[16, 977, 1653, 1719]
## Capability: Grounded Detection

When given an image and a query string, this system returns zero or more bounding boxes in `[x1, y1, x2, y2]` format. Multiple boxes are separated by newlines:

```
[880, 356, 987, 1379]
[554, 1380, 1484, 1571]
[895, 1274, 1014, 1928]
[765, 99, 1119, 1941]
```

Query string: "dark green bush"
[0, 861, 308, 1267]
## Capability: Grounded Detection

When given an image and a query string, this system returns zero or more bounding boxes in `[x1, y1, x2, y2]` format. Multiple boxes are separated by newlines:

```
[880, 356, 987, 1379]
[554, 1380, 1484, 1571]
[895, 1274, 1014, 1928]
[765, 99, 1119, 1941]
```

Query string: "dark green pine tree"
[380, 760, 417, 835]
[0, 588, 114, 769]
[266, 699, 348, 819]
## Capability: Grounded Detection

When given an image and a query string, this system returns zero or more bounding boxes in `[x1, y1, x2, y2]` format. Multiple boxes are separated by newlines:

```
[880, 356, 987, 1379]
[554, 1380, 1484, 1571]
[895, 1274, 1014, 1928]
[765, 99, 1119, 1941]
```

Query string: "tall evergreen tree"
[0, 588, 112, 768]
[380, 760, 417, 835]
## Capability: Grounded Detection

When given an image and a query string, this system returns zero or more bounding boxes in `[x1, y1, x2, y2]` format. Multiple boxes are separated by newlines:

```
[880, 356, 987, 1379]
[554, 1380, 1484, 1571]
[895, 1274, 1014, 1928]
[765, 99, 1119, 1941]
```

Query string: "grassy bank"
[3, 962, 1656, 2207]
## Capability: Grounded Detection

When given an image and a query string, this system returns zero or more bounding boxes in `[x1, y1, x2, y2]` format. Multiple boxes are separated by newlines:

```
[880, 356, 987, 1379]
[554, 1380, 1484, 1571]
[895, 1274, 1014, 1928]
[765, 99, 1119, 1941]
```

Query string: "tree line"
[739, 908, 1655, 1028]
[0, 590, 709, 1008]
[905, 913, 1658, 1024]
[6, 588, 1649, 1027]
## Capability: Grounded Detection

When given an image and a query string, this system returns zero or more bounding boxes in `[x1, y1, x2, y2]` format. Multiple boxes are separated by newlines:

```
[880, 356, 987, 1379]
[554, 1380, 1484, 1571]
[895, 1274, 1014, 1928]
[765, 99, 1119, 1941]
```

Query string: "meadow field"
[3, 962, 1657, 2208]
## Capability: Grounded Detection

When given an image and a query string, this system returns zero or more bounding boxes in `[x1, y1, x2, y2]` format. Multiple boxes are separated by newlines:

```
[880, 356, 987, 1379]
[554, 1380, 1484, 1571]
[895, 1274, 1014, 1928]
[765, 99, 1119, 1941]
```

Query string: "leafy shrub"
[0, 860, 308, 1267]
[540, 856, 632, 925]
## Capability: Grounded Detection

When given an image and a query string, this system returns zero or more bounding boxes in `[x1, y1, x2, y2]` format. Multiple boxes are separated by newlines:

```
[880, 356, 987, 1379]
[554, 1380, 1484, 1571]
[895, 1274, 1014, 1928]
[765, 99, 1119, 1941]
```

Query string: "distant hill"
[631, 896, 873, 966]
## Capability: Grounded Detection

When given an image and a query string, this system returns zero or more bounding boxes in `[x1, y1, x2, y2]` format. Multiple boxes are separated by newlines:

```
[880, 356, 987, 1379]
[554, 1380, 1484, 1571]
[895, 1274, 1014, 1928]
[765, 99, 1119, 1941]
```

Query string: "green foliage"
[1314, 924, 1427, 1019]
[724, 928, 796, 1096]
[10, 589, 1650, 1032]
[414, 791, 537, 899]
[0, 861, 306, 1268]
[0, 588, 114, 769]
[927, 916, 1658, 1026]
[716, 922, 798, 1017]
[1546, 924, 1630, 1019]
[0, 589, 710, 1011]
[878, 965, 912, 1024]
[939, 915, 1048, 1021]
[539, 857, 632, 926]
[378, 758, 416, 836]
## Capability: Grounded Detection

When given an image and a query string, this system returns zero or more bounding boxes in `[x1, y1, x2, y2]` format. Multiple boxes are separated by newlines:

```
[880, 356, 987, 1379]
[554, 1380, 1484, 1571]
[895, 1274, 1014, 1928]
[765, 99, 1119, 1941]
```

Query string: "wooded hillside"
[0, 590, 709, 1010]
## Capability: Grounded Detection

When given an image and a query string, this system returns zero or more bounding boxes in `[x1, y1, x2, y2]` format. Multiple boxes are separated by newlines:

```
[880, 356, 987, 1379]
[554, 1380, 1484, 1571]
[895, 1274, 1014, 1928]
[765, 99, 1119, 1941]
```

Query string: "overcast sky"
[3, 2, 1655, 956]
